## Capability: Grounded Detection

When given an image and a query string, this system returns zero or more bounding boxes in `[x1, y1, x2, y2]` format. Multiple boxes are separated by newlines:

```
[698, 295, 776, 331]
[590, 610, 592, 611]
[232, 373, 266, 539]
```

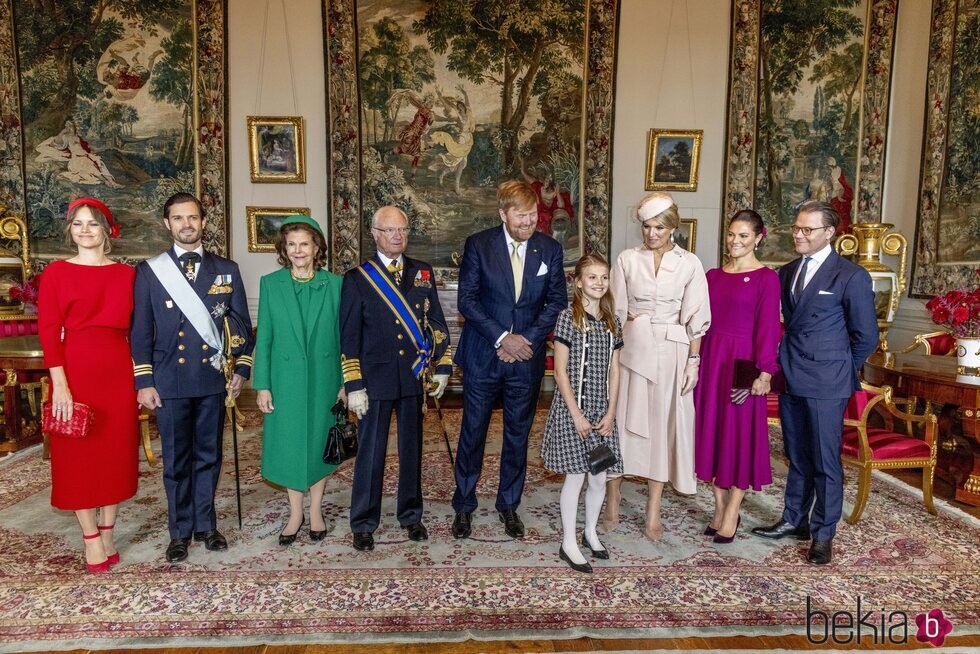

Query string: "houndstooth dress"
[541, 308, 625, 474]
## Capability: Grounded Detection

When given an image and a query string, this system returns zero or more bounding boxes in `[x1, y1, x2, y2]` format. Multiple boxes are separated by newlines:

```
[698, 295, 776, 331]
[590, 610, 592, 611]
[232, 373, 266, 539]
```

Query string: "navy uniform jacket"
[340, 254, 452, 400]
[131, 249, 254, 399]
[778, 249, 878, 399]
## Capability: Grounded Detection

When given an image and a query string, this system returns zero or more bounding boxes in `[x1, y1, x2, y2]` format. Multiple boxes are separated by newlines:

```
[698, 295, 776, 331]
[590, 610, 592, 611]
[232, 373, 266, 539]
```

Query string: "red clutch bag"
[42, 402, 95, 438]
[732, 359, 785, 393]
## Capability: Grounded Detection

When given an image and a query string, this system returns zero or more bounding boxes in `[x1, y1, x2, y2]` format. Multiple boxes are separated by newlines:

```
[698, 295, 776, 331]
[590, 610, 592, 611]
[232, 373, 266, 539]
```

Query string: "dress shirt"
[791, 243, 833, 296]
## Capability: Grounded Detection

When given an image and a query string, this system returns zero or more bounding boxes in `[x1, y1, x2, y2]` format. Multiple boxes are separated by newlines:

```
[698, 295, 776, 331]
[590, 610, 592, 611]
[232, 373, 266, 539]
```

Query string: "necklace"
[291, 270, 314, 283]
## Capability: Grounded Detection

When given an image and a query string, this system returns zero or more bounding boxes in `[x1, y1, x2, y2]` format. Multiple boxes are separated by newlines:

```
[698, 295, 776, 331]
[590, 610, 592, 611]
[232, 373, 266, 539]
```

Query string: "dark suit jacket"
[340, 254, 452, 400]
[131, 249, 254, 399]
[454, 226, 567, 379]
[778, 249, 878, 399]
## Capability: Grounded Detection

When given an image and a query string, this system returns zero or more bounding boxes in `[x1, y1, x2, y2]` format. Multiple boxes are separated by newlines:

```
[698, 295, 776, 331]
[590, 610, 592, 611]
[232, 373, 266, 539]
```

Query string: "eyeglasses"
[790, 225, 831, 237]
[372, 227, 411, 236]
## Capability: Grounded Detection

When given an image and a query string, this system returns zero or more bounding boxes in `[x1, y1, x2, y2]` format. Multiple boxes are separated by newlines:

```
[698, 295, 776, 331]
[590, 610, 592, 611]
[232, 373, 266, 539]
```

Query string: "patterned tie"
[179, 252, 201, 282]
[511, 242, 523, 300]
[387, 260, 402, 285]
[793, 256, 811, 302]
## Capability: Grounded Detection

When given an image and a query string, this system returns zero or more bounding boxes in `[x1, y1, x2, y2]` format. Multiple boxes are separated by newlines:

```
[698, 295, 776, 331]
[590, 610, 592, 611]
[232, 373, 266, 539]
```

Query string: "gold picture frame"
[676, 218, 697, 252]
[645, 129, 703, 192]
[247, 116, 306, 183]
[246, 206, 311, 253]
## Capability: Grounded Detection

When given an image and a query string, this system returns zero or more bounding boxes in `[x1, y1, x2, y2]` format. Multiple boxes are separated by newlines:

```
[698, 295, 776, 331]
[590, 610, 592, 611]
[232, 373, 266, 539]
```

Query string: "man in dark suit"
[131, 192, 254, 563]
[451, 180, 567, 539]
[752, 201, 877, 564]
[340, 205, 452, 552]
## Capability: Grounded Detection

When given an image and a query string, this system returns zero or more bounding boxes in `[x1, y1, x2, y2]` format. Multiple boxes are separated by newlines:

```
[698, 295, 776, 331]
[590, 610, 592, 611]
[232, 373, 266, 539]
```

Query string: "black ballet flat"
[581, 533, 610, 560]
[558, 546, 593, 574]
[279, 516, 304, 546]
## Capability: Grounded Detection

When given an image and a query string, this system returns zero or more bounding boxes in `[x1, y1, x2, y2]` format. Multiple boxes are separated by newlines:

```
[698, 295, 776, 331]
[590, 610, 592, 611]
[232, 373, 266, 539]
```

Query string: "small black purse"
[323, 399, 358, 465]
[587, 441, 617, 475]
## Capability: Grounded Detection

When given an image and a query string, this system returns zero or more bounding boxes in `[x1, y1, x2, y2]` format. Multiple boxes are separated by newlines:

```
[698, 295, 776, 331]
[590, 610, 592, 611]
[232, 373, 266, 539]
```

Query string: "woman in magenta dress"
[39, 198, 138, 573]
[693, 210, 780, 543]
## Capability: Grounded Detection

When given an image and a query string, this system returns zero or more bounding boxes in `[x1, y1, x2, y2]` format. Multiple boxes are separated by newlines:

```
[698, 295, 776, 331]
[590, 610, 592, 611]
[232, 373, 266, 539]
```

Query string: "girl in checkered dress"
[541, 255, 624, 572]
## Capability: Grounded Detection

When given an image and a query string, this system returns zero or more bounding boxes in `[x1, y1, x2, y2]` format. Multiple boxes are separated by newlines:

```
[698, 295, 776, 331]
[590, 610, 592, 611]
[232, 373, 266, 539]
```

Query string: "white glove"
[429, 374, 449, 399]
[681, 359, 700, 395]
[348, 389, 369, 419]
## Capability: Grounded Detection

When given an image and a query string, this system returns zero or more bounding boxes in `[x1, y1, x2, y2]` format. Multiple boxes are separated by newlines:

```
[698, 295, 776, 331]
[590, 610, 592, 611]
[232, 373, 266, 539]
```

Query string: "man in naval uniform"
[340, 205, 452, 552]
[131, 192, 254, 563]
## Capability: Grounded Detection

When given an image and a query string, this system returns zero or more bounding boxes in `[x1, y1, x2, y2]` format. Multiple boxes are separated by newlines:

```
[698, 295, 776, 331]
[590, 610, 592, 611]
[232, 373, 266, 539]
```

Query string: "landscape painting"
[324, 0, 620, 279]
[0, 0, 228, 261]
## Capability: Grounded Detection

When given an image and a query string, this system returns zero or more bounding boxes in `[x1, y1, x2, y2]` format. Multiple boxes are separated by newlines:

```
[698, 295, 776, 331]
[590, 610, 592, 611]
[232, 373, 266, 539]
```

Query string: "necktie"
[179, 252, 201, 282]
[793, 256, 811, 301]
[387, 260, 402, 285]
[511, 242, 523, 300]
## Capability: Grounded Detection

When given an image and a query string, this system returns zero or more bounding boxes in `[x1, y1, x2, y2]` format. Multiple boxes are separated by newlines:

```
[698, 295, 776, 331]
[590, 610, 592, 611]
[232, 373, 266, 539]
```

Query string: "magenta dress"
[693, 266, 780, 490]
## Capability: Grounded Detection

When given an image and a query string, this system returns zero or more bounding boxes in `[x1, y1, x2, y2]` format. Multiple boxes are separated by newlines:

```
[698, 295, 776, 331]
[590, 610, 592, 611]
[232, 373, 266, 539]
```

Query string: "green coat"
[253, 268, 343, 490]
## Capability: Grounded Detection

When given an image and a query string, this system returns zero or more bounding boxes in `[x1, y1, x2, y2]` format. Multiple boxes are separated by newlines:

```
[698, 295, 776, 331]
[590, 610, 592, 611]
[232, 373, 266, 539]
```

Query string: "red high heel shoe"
[83, 533, 110, 573]
[98, 524, 119, 566]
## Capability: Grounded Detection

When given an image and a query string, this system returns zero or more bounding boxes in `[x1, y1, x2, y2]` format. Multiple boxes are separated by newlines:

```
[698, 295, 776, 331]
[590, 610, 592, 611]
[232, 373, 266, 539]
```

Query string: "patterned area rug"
[1, 406, 978, 651]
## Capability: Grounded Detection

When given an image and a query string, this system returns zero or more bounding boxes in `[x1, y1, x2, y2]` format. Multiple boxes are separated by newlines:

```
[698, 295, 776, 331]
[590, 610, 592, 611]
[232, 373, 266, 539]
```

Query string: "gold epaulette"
[134, 363, 153, 378]
[236, 354, 254, 368]
[341, 354, 362, 383]
[437, 346, 453, 367]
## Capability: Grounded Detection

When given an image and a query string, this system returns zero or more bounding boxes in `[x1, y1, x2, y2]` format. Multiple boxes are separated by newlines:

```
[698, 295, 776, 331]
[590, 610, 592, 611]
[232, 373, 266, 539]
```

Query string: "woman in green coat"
[253, 215, 345, 546]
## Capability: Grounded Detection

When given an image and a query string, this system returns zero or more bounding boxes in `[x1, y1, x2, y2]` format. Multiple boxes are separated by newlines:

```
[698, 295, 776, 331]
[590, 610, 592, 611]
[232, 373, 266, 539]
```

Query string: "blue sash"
[357, 260, 431, 378]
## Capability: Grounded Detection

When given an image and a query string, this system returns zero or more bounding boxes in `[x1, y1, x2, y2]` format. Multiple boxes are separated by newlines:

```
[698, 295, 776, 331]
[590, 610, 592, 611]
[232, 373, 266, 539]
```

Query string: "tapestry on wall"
[0, 0, 228, 263]
[910, 0, 980, 297]
[324, 0, 619, 279]
[721, 0, 899, 265]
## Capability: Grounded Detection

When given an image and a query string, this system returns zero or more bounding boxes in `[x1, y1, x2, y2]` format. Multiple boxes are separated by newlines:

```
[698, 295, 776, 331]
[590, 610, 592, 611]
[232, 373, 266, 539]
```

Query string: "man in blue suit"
[451, 180, 567, 539]
[131, 192, 254, 563]
[752, 201, 877, 564]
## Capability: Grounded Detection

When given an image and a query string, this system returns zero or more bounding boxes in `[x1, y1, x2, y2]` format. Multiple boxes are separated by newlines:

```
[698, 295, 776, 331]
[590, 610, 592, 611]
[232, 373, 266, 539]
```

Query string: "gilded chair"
[840, 381, 937, 524]
[887, 329, 956, 357]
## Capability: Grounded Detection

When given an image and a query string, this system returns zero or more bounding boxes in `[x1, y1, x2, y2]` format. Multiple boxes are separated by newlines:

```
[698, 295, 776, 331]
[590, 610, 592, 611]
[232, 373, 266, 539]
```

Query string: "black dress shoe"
[405, 522, 428, 541]
[165, 537, 190, 563]
[352, 531, 374, 551]
[193, 529, 228, 551]
[751, 519, 811, 540]
[807, 539, 833, 565]
[581, 533, 610, 560]
[713, 516, 741, 545]
[452, 512, 472, 539]
[558, 546, 593, 573]
[498, 509, 525, 538]
[279, 516, 304, 546]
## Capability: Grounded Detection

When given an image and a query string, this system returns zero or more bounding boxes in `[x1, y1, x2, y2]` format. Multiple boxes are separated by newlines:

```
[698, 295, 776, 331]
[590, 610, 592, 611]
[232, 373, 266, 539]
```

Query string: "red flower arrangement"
[9, 273, 40, 311]
[926, 287, 980, 338]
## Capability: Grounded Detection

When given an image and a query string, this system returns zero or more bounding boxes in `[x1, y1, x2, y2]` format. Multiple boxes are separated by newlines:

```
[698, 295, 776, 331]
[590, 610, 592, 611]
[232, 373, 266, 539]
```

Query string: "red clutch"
[42, 402, 95, 438]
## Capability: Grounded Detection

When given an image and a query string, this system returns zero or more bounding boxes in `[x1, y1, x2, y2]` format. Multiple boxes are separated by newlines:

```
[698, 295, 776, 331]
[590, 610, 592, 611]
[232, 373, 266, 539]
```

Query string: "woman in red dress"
[38, 198, 138, 573]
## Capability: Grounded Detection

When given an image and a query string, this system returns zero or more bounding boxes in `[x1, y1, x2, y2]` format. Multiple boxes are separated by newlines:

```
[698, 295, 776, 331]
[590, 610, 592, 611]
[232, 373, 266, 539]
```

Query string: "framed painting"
[323, 0, 620, 280]
[645, 129, 702, 192]
[720, 0, 899, 265]
[675, 218, 697, 253]
[247, 115, 306, 183]
[0, 0, 229, 264]
[246, 206, 310, 253]
[910, 0, 980, 297]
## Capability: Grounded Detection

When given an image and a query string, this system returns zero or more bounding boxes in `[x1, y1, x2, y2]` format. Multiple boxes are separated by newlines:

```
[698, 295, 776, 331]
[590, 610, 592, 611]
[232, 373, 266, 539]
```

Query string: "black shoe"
[165, 537, 190, 563]
[581, 532, 610, 560]
[452, 512, 472, 539]
[498, 509, 525, 539]
[807, 539, 833, 565]
[309, 520, 329, 542]
[352, 531, 374, 551]
[558, 546, 593, 574]
[713, 516, 741, 545]
[751, 519, 811, 540]
[703, 524, 719, 536]
[279, 516, 304, 547]
[405, 522, 428, 542]
[193, 529, 228, 551]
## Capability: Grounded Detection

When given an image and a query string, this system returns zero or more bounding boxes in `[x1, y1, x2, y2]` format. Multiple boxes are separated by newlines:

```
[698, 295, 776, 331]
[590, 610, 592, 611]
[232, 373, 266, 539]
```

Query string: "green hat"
[281, 214, 323, 235]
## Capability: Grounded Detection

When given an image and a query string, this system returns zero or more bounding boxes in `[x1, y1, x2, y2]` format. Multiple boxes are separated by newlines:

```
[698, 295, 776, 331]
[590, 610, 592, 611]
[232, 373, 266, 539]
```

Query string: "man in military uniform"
[340, 205, 452, 551]
[131, 192, 254, 563]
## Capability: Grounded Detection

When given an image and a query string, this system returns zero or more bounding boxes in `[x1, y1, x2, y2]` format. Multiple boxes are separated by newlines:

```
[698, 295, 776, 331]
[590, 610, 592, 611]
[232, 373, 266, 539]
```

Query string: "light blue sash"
[356, 260, 431, 378]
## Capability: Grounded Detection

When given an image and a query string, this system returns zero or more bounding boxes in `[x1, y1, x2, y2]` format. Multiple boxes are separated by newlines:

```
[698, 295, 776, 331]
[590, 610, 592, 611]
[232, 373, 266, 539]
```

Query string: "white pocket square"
[536, 262, 549, 276]
[818, 290, 834, 295]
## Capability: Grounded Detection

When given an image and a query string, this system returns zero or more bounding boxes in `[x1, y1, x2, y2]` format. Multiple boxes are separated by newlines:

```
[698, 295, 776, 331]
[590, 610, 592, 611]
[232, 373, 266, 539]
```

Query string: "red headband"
[67, 197, 120, 239]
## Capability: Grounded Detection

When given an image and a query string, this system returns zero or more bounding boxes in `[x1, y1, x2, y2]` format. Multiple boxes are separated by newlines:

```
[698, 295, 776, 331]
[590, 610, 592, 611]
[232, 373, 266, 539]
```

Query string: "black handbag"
[323, 399, 359, 465]
[587, 441, 617, 475]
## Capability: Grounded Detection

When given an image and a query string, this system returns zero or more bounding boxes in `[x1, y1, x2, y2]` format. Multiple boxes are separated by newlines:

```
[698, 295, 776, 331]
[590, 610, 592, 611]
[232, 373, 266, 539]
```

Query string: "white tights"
[559, 471, 607, 565]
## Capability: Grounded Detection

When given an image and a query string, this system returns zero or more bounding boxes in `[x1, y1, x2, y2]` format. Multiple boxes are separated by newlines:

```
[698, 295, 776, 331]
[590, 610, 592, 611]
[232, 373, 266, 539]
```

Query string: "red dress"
[38, 261, 138, 510]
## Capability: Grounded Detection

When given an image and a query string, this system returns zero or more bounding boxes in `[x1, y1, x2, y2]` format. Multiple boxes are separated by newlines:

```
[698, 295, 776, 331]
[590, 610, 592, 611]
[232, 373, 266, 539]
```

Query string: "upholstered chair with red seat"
[890, 329, 956, 357]
[840, 381, 937, 524]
